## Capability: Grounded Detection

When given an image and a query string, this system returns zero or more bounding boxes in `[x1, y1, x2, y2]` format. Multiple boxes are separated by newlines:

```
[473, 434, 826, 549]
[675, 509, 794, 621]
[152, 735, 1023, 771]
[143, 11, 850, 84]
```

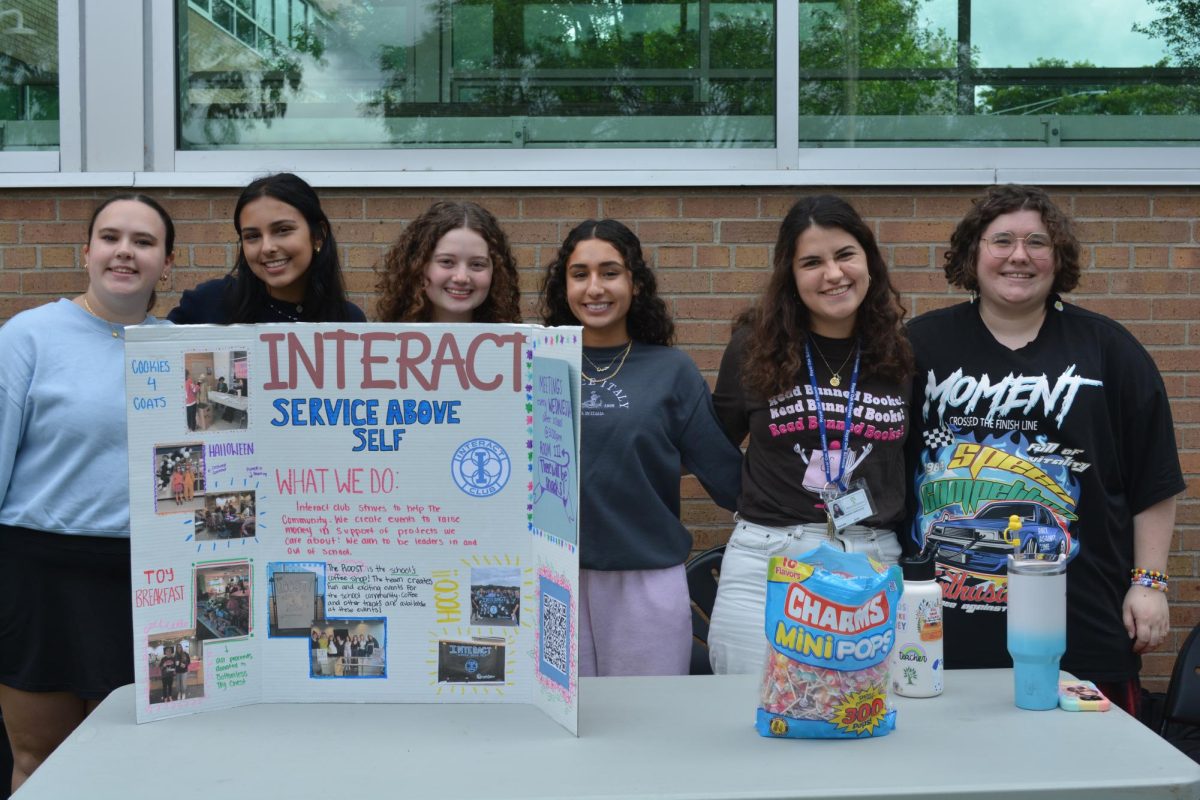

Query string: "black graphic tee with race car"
[907, 298, 1183, 682]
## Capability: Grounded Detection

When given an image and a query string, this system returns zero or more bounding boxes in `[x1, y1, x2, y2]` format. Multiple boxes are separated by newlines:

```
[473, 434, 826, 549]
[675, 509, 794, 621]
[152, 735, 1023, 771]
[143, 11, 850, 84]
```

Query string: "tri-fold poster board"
[126, 323, 581, 734]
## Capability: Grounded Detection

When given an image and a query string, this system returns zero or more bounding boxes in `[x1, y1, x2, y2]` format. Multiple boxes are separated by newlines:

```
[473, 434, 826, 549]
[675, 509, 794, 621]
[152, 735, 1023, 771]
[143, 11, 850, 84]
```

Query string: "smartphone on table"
[1058, 680, 1111, 711]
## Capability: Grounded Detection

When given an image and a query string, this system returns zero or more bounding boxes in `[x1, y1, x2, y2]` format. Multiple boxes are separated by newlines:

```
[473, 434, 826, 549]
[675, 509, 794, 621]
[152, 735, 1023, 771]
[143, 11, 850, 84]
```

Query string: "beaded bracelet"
[1131, 568, 1169, 593]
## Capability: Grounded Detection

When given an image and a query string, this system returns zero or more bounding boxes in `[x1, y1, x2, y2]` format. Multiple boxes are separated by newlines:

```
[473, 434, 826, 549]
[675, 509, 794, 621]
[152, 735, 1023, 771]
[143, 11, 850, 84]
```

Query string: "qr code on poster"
[541, 591, 568, 676]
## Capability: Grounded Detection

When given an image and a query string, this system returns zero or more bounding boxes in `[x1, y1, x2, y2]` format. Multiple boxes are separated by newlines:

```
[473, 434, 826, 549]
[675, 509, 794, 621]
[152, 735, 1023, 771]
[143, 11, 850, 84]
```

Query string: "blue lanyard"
[803, 338, 860, 493]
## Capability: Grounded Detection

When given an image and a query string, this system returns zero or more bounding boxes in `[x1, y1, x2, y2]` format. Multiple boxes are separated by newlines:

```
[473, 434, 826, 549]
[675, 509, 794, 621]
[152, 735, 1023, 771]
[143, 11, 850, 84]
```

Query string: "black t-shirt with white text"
[907, 298, 1184, 682]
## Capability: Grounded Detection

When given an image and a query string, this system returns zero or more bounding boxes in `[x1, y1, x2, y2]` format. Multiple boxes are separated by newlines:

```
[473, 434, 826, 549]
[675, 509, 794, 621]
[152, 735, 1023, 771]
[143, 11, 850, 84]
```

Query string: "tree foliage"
[798, 0, 957, 115]
[1133, 0, 1200, 67]
[978, 58, 1200, 116]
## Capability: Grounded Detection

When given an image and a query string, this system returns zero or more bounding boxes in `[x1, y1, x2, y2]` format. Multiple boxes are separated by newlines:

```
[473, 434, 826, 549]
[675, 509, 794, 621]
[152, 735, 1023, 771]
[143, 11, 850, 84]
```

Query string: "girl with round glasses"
[706, 195, 913, 675]
[907, 184, 1183, 715]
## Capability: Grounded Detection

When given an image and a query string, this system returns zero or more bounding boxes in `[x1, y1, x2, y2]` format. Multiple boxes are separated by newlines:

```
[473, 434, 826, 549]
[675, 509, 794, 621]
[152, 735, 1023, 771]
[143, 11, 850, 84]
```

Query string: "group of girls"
[0, 174, 1182, 790]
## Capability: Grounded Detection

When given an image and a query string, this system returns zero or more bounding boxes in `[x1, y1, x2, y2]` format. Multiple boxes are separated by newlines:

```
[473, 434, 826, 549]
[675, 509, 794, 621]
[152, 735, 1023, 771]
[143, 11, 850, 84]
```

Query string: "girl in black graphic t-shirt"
[907, 185, 1183, 716]
[707, 195, 914, 675]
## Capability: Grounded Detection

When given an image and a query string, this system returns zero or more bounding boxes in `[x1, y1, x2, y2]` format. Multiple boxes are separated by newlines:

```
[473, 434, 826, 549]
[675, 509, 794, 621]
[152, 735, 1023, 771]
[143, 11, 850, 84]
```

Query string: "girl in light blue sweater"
[0, 194, 174, 791]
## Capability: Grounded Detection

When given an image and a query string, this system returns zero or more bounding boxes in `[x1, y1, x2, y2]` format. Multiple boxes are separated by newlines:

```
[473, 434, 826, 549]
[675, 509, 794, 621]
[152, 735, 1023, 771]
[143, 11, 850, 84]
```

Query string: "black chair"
[1160, 620, 1200, 762]
[1163, 621, 1200, 732]
[685, 544, 725, 676]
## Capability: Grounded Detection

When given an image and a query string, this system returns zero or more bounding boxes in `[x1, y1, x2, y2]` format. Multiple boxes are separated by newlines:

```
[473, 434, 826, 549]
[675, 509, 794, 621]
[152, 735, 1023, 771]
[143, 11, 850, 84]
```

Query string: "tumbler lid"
[1007, 553, 1067, 576]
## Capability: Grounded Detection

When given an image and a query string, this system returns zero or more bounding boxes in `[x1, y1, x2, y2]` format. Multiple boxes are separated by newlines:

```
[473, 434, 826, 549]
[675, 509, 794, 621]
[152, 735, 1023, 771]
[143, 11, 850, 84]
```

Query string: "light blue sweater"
[0, 299, 169, 537]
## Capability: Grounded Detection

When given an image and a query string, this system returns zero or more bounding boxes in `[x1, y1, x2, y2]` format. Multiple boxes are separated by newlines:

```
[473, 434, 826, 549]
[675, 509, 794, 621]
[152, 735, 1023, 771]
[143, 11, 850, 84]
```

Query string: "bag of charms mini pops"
[757, 543, 903, 739]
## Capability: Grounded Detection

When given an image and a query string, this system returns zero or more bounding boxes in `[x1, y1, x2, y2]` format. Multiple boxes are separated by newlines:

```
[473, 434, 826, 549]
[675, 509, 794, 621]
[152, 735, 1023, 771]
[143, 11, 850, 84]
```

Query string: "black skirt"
[0, 525, 134, 699]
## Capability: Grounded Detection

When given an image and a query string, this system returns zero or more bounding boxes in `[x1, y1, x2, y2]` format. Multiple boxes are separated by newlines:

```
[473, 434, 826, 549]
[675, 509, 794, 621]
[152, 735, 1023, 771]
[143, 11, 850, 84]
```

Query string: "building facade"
[0, 0, 1197, 688]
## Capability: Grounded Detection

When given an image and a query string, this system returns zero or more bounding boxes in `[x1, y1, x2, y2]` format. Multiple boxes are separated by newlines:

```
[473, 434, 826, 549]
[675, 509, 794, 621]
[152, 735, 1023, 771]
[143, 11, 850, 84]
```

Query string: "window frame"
[6, 0, 1200, 187]
[0, 0, 72, 173]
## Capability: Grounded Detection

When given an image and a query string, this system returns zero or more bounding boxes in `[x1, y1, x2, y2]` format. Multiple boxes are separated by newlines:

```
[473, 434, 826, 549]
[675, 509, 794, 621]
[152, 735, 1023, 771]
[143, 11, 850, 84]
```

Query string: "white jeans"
[707, 517, 902, 675]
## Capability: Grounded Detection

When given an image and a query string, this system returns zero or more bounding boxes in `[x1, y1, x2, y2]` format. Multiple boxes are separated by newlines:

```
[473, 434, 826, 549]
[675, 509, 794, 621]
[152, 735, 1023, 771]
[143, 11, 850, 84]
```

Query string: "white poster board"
[126, 323, 581, 734]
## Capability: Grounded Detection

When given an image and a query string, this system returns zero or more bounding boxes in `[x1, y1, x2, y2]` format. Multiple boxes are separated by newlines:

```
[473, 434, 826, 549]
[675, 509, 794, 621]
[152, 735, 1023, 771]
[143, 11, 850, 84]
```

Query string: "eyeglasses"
[981, 232, 1053, 261]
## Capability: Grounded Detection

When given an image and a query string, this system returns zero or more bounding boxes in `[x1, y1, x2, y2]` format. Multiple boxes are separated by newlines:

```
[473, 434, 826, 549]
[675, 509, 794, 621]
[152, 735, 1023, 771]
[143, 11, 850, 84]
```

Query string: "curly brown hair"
[375, 201, 522, 323]
[944, 184, 1080, 295]
[737, 195, 913, 400]
[538, 219, 674, 346]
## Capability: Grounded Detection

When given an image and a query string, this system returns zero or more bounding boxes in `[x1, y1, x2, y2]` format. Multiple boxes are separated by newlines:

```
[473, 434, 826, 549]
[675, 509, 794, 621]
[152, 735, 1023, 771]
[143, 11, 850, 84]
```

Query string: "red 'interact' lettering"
[260, 329, 525, 393]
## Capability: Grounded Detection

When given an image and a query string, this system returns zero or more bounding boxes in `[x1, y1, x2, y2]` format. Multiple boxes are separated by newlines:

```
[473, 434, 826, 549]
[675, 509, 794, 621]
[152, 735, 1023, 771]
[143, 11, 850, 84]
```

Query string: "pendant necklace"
[809, 338, 856, 388]
[582, 341, 633, 385]
[582, 340, 632, 375]
[81, 296, 123, 339]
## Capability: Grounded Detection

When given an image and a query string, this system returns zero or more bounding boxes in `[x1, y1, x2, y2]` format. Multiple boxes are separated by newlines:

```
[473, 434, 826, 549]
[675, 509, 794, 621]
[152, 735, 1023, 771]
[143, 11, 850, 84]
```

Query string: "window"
[178, 0, 775, 150]
[0, 0, 58, 151]
[797, 0, 1200, 147]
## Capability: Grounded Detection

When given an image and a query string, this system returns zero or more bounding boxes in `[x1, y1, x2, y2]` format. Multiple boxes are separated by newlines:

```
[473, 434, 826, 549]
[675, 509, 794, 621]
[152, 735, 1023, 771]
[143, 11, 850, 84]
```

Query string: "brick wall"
[1, 185, 1196, 689]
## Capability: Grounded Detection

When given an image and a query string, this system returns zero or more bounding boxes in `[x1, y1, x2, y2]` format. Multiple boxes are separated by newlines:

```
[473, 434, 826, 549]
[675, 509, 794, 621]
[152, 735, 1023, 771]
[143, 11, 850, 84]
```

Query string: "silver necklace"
[267, 300, 302, 322]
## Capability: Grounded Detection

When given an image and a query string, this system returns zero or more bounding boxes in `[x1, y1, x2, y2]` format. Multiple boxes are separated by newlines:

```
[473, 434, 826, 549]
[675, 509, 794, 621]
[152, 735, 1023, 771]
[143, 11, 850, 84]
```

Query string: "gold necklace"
[809, 338, 855, 388]
[582, 341, 633, 385]
[582, 340, 632, 374]
[81, 295, 122, 339]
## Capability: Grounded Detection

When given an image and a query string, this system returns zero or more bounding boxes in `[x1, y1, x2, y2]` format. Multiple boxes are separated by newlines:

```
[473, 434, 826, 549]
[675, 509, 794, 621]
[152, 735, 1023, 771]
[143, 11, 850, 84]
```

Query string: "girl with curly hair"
[540, 219, 741, 677]
[375, 201, 521, 324]
[707, 194, 913, 675]
[169, 173, 365, 324]
[907, 185, 1182, 715]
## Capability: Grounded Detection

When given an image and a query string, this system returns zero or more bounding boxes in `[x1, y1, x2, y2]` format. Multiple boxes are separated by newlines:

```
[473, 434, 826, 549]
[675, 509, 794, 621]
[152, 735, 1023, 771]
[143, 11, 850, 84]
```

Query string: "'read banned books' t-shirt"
[714, 327, 909, 531]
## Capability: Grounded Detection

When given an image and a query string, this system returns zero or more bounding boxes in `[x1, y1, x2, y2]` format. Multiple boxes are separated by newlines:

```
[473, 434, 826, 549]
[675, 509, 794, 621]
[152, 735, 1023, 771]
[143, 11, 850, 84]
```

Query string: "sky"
[920, 0, 1170, 67]
[472, 566, 521, 587]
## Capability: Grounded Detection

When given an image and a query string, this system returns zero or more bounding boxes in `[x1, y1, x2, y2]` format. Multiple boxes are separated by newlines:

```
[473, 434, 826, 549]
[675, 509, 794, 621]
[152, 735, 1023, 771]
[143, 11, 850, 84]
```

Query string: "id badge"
[824, 479, 875, 530]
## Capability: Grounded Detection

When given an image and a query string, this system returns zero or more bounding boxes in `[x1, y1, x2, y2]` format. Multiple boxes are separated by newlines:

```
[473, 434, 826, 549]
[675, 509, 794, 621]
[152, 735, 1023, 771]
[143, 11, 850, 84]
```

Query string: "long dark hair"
[375, 201, 521, 323]
[539, 219, 674, 346]
[738, 195, 912, 399]
[227, 173, 354, 323]
[88, 193, 175, 313]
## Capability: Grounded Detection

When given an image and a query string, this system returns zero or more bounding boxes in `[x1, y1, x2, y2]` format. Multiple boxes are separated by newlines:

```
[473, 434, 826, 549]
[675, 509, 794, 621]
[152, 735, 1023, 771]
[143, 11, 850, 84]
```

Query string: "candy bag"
[756, 543, 903, 739]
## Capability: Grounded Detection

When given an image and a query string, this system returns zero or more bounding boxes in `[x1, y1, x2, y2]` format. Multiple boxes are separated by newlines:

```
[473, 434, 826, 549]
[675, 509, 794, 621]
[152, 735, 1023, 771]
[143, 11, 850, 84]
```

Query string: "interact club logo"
[451, 438, 511, 497]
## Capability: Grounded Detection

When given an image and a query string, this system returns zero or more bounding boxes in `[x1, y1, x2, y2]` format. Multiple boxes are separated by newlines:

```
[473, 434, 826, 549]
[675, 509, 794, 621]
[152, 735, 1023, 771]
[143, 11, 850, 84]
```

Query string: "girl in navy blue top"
[169, 173, 365, 324]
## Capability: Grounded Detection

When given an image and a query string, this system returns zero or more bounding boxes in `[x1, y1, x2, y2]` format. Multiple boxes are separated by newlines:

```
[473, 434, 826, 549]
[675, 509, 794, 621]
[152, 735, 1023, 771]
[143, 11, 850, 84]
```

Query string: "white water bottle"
[889, 548, 944, 698]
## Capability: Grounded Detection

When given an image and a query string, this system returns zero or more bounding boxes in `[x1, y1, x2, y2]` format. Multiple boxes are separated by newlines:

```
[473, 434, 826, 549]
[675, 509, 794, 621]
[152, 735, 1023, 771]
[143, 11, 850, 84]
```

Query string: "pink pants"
[578, 564, 691, 677]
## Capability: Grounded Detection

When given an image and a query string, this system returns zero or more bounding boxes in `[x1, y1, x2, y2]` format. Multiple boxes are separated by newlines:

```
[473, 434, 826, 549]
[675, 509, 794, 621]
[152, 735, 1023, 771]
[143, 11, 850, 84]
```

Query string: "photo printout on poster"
[273, 571, 317, 631]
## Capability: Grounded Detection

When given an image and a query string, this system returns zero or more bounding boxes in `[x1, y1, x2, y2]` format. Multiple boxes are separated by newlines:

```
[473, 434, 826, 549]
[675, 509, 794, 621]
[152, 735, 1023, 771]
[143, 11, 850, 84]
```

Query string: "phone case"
[1058, 680, 1111, 711]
